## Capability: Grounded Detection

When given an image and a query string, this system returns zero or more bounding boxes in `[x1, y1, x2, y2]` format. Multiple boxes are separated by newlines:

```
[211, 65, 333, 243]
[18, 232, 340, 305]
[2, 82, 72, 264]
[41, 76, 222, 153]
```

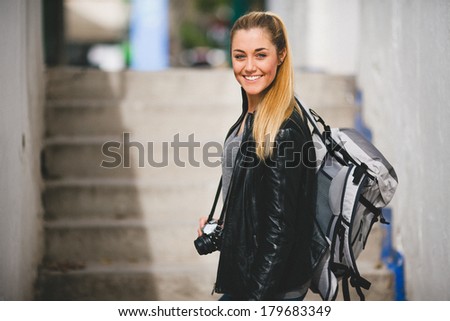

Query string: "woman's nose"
[245, 58, 256, 72]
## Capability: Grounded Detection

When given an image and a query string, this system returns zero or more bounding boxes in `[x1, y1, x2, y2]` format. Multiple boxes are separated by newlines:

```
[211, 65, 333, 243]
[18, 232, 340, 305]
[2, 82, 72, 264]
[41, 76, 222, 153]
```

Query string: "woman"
[197, 11, 317, 301]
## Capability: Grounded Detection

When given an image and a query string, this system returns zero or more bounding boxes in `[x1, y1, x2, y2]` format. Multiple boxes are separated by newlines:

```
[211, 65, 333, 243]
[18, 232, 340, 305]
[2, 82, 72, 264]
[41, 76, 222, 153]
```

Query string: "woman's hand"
[197, 216, 208, 237]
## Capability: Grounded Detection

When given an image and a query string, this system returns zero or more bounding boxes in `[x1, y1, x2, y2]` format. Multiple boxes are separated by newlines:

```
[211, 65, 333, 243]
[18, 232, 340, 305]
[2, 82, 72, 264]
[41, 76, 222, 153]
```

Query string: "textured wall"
[0, 0, 45, 299]
[358, 0, 450, 300]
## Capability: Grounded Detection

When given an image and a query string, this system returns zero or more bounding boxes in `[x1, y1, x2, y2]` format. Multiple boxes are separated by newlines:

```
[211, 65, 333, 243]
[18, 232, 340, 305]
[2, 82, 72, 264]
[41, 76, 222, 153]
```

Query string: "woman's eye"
[256, 53, 267, 58]
[234, 55, 245, 60]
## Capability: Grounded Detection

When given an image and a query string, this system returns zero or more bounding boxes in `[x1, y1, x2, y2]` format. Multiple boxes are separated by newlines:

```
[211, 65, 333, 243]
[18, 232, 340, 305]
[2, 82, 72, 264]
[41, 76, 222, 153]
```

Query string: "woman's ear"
[278, 48, 287, 65]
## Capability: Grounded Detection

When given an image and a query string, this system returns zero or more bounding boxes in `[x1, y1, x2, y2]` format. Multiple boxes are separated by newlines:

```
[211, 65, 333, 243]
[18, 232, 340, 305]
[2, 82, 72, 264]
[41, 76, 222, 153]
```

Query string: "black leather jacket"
[214, 92, 317, 300]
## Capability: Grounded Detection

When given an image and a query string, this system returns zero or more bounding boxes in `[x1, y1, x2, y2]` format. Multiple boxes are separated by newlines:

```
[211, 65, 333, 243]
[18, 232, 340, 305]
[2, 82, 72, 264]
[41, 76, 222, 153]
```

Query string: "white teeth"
[244, 75, 261, 81]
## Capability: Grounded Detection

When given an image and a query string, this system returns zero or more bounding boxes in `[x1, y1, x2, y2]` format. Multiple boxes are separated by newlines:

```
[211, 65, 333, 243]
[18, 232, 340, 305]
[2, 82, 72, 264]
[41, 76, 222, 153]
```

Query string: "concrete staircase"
[35, 68, 392, 300]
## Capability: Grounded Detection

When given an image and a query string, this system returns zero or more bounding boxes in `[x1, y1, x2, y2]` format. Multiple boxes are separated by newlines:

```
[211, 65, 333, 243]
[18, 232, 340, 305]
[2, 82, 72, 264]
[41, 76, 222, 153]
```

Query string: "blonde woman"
[197, 11, 316, 301]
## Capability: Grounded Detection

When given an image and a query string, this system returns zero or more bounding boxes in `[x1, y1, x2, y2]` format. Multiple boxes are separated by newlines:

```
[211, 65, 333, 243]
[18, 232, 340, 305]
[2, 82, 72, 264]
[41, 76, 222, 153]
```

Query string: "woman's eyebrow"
[232, 48, 268, 53]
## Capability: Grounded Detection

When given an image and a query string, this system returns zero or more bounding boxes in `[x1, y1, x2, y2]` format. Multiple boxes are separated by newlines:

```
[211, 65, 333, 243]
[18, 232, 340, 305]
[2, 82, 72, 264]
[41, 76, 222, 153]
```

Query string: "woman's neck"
[246, 94, 262, 113]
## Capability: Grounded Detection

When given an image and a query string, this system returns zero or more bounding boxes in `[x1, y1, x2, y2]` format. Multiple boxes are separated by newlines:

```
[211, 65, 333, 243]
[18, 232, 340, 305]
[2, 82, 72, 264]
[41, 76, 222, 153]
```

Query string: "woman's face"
[231, 27, 285, 104]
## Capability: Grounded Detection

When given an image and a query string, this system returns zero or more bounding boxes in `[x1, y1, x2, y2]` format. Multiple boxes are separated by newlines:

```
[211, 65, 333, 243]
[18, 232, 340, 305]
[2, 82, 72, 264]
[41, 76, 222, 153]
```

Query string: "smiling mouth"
[243, 75, 262, 81]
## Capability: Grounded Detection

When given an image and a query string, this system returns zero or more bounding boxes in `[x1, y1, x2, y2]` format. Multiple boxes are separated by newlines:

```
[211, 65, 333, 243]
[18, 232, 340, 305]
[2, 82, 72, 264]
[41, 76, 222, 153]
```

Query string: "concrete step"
[37, 254, 391, 300]
[42, 136, 223, 179]
[46, 68, 241, 102]
[45, 100, 239, 139]
[43, 178, 220, 221]
[295, 72, 356, 111]
[42, 101, 355, 180]
[45, 68, 356, 138]
[36, 260, 220, 300]
[43, 219, 204, 265]
[44, 98, 354, 139]
[45, 67, 355, 105]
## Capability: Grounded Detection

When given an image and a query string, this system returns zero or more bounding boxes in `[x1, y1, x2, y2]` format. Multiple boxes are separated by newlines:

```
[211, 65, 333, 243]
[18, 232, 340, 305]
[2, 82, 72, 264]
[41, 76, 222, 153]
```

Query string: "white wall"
[267, 0, 360, 75]
[0, 0, 45, 300]
[265, 0, 308, 71]
[358, 0, 450, 300]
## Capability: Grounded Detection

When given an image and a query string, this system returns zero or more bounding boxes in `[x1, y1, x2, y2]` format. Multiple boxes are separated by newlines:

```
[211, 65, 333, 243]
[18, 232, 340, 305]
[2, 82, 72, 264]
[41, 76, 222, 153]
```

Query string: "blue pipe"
[380, 209, 406, 300]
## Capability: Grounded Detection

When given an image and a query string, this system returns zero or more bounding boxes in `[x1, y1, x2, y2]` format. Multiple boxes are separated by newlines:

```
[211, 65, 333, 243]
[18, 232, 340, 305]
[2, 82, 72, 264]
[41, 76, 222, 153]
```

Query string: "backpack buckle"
[353, 163, 368, 184]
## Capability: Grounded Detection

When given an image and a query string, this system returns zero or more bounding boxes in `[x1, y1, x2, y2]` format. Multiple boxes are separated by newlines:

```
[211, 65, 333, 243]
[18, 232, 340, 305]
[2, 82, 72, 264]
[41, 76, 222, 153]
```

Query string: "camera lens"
[194, 226, 222, 255]
[194, 235, 215, 255]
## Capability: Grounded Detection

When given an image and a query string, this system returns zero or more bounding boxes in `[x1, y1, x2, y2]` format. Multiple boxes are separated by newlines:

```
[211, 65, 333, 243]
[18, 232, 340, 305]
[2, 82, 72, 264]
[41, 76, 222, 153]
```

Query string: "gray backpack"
[297, 100, 399, 300]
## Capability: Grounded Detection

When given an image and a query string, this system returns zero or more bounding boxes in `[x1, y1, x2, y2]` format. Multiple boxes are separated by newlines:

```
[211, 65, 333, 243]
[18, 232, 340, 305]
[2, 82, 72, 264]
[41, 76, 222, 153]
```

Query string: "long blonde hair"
[230, 11, 297, 160]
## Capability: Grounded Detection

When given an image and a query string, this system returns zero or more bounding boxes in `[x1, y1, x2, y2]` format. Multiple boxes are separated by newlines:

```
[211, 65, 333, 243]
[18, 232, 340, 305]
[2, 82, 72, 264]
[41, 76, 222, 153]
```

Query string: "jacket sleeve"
[247, 127, 308, 300]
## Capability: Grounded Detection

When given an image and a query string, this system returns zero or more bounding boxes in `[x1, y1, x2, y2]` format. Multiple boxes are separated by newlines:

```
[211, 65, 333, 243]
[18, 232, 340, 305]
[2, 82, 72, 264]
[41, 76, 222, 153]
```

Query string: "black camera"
[194, 220, 223, 255]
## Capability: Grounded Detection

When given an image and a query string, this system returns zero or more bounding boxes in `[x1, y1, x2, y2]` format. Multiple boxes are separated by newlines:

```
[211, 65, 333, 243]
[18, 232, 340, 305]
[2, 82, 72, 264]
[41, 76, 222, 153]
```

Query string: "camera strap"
[209, 167, 241, 226]
[208, 174, 232, 226]
[207, 176, 222, 223]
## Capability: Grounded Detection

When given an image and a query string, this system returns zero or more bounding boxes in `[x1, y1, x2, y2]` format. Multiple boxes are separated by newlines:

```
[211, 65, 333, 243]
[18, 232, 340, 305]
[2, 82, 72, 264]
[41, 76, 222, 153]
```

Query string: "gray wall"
[0, 0, 45, 300]
[358, 0, 450, 300]
[267, 0, 360, 74]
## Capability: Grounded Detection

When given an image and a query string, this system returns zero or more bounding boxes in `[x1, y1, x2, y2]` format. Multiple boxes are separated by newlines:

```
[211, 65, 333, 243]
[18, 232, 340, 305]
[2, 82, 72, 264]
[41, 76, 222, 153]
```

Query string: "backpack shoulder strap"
[295, 97, 328, 142]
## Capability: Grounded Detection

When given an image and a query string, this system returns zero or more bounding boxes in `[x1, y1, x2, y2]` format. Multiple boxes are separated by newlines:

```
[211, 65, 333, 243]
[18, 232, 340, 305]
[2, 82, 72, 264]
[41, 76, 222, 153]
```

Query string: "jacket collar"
[241, 87, 248, 114]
